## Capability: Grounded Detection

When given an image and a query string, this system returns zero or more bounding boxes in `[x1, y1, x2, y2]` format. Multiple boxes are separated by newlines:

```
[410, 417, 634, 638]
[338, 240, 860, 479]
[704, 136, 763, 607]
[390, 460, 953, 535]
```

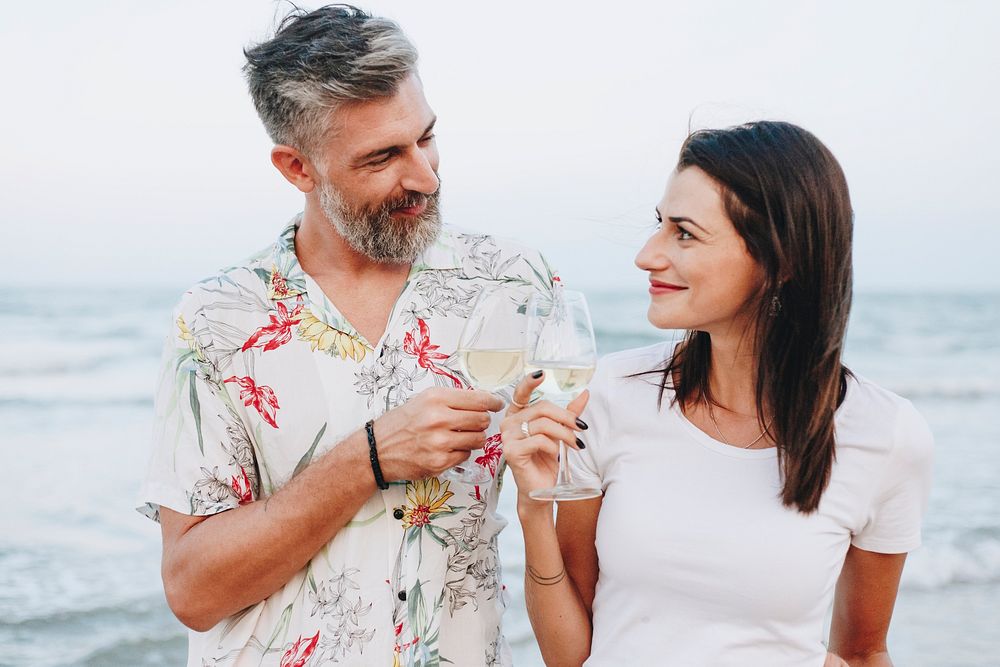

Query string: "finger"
[447, 430, 489, 452]
[445, 388, 505, 413]
[514, 400, 587, 433]
[565, 389, 590, 417]
[508, 370, 546, 414]
[446, 448, 479, 469]
[523, 417, 580, 449]
[446, 408, 492, 432]
[509, 434, 560, 462]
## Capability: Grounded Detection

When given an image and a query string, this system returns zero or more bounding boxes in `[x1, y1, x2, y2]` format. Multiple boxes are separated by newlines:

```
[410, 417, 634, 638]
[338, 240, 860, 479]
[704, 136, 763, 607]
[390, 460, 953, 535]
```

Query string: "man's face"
[313, 73, 441, 264]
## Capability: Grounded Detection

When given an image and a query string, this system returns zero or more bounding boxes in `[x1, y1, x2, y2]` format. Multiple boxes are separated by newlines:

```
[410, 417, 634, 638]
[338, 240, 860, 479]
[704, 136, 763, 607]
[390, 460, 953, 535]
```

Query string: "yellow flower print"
[296, 308, 370, 361]
[176, 314, 195, 344]
[401, 478, 454, 528]
[176, 314, 209, 365]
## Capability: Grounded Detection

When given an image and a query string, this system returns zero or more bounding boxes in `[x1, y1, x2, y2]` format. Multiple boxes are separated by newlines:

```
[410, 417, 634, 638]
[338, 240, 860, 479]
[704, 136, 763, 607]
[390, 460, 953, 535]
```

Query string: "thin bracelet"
[526, 564, 566, 586]
[365, 420, 389, 490]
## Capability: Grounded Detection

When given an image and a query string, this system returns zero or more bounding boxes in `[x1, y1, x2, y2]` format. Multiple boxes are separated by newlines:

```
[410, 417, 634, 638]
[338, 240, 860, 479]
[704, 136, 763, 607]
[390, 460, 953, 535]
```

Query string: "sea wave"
[883, 377, 1000, 400]
[901, 529, 1000, 590]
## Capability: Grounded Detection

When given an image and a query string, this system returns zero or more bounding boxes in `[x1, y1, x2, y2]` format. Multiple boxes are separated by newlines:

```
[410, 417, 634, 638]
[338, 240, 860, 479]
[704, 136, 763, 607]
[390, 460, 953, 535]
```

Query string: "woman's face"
[635, 167, 766, 337]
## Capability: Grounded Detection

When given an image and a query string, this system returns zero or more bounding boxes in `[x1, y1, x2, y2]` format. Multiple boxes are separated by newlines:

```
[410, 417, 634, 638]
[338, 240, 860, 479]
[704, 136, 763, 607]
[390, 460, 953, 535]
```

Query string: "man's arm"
[160, 387, 502, 631]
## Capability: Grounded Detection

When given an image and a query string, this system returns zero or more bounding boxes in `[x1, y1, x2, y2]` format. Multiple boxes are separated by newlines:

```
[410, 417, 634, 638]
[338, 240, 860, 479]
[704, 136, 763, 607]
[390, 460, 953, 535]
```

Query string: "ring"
[520, 421, 531, 438]
[511, 397, 529, 408]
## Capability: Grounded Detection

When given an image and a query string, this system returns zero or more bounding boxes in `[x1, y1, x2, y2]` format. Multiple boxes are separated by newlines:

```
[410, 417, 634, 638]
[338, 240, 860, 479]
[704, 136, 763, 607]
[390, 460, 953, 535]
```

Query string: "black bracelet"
[365, 419, 389, 490]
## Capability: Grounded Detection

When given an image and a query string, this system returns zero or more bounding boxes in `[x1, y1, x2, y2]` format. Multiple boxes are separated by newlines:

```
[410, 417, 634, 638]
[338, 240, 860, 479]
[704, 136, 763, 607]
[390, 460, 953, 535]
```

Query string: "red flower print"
[280, 631, 319, 667]
[473, 434, 504, 499]
[224, 376, 280, 428]
[241, 300, 304, 352]
[231, 467, 253, 505]
[270, 266, 291, 299]
[402, 319, 463, 388]
[475, 433, 503, 477]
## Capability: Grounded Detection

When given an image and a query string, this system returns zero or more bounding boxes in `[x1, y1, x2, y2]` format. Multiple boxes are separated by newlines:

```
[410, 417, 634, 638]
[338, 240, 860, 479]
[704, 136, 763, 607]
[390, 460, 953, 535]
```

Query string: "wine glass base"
[441, 464, 493, 485]
[528, 484, 602, 502]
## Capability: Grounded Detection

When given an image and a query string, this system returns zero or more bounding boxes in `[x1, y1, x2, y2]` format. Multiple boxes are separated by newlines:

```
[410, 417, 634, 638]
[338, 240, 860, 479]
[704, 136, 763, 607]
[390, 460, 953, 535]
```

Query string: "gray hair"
[243, 4, 418, 157]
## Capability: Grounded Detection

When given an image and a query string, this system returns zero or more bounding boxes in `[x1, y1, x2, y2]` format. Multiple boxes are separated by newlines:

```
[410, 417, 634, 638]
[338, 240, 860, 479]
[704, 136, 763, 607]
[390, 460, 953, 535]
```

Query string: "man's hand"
[373, 386, 504, 481]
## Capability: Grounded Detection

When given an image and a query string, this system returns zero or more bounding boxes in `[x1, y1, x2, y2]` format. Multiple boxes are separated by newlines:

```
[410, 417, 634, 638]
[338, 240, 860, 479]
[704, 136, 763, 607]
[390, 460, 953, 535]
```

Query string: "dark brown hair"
[657, 121, 853, 513]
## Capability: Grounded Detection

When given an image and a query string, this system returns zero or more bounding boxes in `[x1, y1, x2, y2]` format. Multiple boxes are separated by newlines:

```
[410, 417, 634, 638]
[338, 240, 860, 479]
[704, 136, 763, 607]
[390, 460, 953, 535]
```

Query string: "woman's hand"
[500, 370, 589, 511]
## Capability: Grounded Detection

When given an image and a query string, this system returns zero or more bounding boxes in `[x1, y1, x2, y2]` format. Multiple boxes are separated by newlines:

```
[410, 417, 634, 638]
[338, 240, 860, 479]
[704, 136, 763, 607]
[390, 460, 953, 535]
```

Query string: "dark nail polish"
[531, 370, 544, 379]
[575, 418, 589, 430]
[575, 437, 587, 450]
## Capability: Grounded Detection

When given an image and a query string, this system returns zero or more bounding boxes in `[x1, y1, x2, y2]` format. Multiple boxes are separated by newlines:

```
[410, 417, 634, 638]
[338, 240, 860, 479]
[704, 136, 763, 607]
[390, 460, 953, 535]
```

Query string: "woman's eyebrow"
[668, 215, 709, 234]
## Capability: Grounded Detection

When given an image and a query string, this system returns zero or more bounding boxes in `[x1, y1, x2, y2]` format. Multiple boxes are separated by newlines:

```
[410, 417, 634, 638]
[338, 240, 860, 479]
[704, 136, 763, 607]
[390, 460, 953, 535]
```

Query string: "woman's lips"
[648, 280, 687, 295]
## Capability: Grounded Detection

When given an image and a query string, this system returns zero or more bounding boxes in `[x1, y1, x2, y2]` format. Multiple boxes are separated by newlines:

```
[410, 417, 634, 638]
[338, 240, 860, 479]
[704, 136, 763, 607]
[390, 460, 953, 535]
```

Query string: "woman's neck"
[704, 331, 761, 418]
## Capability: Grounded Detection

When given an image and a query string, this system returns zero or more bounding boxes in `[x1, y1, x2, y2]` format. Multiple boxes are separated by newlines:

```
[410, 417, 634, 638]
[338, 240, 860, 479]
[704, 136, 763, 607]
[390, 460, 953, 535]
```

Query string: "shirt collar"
[408, 224, 464, 273]
[265, 215, 309, 300]
[266, 214, 463, 302]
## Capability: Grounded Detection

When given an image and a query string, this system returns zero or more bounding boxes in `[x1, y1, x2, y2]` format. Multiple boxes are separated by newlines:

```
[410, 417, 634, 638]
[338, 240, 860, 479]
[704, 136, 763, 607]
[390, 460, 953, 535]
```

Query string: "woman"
[501, 121, 933, 666]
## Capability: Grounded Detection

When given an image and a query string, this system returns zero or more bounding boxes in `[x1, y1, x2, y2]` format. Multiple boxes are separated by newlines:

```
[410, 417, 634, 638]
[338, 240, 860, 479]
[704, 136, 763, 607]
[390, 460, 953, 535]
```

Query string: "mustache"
[382, 189, 437, 214]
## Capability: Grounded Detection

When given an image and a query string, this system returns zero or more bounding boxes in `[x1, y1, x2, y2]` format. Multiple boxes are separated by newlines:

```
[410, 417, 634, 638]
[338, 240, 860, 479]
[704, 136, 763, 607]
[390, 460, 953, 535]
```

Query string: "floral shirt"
[138, 216, 556, 667]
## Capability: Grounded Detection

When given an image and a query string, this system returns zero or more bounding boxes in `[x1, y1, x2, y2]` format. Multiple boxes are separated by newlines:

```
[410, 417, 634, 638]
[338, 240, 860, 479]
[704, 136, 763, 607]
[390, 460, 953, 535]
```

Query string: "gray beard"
[318, 182, 442, 264]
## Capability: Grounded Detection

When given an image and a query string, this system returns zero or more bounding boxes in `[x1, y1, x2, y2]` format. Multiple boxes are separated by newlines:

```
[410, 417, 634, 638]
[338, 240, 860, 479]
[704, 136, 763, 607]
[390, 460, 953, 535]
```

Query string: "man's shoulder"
[173, 242, 277, 320]
[445, 224, 542, 257]
[440, 224, 554, 282]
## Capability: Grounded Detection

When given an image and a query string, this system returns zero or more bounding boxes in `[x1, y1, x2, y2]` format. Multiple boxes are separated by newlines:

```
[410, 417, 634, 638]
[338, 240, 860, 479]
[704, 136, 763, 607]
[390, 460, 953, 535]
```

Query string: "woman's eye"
[677, 228, 694, 241]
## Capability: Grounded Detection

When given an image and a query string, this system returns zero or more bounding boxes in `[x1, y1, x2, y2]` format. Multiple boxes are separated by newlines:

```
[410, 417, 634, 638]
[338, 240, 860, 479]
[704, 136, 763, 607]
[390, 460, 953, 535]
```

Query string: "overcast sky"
[3, 1, 998, 292]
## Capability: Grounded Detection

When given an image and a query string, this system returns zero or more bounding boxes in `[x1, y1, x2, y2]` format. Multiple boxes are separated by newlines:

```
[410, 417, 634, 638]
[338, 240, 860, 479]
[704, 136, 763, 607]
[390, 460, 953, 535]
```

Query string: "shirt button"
[393, 508, 404, 520]
[398, 590, 407, 601]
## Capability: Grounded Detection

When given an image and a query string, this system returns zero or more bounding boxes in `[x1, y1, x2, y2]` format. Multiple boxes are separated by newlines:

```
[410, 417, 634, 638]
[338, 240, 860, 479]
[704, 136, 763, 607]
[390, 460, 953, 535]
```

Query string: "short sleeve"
[851, 399, 934, 553]
[136, 292, 259, 522]
[568, 359, 612, 492]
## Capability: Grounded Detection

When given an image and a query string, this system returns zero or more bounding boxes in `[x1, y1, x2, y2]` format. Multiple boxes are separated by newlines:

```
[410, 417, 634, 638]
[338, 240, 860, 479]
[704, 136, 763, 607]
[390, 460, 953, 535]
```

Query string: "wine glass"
[444, 284, 531, 484]
[525, 288, 601, 501]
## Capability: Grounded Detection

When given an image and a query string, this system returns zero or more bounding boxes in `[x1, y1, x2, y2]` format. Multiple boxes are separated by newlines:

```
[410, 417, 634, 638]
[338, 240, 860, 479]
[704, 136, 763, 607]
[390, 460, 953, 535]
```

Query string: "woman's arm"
[828, 545, 908, 666]
[518, 497, 601, 667]
[502, 372, 596, 666]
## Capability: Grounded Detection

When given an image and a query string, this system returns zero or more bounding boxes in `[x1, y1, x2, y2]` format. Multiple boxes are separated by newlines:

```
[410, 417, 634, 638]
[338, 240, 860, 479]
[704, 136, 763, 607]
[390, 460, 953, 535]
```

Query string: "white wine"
[459, 348, 524, 390]
[524, 363, 596, 401]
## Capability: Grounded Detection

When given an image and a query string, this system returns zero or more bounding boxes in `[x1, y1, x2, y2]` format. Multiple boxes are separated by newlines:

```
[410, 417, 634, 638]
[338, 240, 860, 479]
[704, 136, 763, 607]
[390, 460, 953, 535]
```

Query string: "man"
[138, 5, 556, 666]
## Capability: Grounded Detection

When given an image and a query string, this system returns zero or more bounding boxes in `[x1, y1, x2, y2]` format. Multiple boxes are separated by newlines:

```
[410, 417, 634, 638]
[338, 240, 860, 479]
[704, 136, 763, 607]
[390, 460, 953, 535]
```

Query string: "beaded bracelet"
[365, 419, 389, 490]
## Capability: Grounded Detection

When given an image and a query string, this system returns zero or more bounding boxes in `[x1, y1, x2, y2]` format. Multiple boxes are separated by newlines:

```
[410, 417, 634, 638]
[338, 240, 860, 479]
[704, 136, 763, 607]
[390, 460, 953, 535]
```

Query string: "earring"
[769, 294, 782, 316]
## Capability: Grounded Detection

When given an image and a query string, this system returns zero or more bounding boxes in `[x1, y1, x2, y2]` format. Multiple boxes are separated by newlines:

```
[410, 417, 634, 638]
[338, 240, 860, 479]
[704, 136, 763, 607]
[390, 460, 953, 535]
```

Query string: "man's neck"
[296, 200, 410, 281]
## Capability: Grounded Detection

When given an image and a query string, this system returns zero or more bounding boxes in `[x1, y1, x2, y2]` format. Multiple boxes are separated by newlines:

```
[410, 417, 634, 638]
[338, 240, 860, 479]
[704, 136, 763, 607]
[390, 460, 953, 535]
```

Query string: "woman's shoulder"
[843, 374, 925, 423]
[841, 374, 934, 466]
[596, 341, 674, 380]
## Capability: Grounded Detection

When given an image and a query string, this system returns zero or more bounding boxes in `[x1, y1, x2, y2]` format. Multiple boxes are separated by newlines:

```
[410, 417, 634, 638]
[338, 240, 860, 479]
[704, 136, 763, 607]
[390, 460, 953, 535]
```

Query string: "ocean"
[1, 287, 998, 666]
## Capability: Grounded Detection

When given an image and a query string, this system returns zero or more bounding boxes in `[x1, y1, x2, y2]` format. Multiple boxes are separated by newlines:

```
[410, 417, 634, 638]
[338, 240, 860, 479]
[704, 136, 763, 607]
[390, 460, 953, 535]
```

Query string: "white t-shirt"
[570, 342, 934, 667]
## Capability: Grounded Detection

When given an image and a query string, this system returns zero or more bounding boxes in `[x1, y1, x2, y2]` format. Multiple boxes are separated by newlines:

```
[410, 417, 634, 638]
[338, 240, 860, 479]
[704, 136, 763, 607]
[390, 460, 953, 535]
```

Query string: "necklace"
[706, 401, 772, 449]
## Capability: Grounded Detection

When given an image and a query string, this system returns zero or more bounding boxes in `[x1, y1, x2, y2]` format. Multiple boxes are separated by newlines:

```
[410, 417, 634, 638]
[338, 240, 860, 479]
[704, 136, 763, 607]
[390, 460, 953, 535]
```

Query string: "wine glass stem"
[556, 440, 572, 487]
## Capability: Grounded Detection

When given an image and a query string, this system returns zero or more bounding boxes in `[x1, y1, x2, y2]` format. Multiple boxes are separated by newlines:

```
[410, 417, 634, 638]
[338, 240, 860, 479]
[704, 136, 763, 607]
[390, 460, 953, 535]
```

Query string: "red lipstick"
[648, 279, 687, 295]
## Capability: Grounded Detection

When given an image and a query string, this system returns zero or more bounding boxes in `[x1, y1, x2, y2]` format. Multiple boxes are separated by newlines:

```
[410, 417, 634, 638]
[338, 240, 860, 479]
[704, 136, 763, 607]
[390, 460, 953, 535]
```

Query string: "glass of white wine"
[445, 284, 530, 484]
[525, 287, 602, 501]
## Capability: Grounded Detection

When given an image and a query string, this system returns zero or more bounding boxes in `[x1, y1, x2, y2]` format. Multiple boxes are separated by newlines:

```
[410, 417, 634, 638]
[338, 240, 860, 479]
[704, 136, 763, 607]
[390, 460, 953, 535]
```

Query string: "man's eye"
[418, 133, 435, 144]
[368, 155, 392, 167]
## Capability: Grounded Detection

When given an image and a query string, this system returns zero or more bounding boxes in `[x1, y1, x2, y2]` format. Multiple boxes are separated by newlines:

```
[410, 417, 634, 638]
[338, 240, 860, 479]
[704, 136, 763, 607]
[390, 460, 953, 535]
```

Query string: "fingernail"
[575, 418, 588, 430]
[531, 370, 544, 379]
[575, 437, 587, 450]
